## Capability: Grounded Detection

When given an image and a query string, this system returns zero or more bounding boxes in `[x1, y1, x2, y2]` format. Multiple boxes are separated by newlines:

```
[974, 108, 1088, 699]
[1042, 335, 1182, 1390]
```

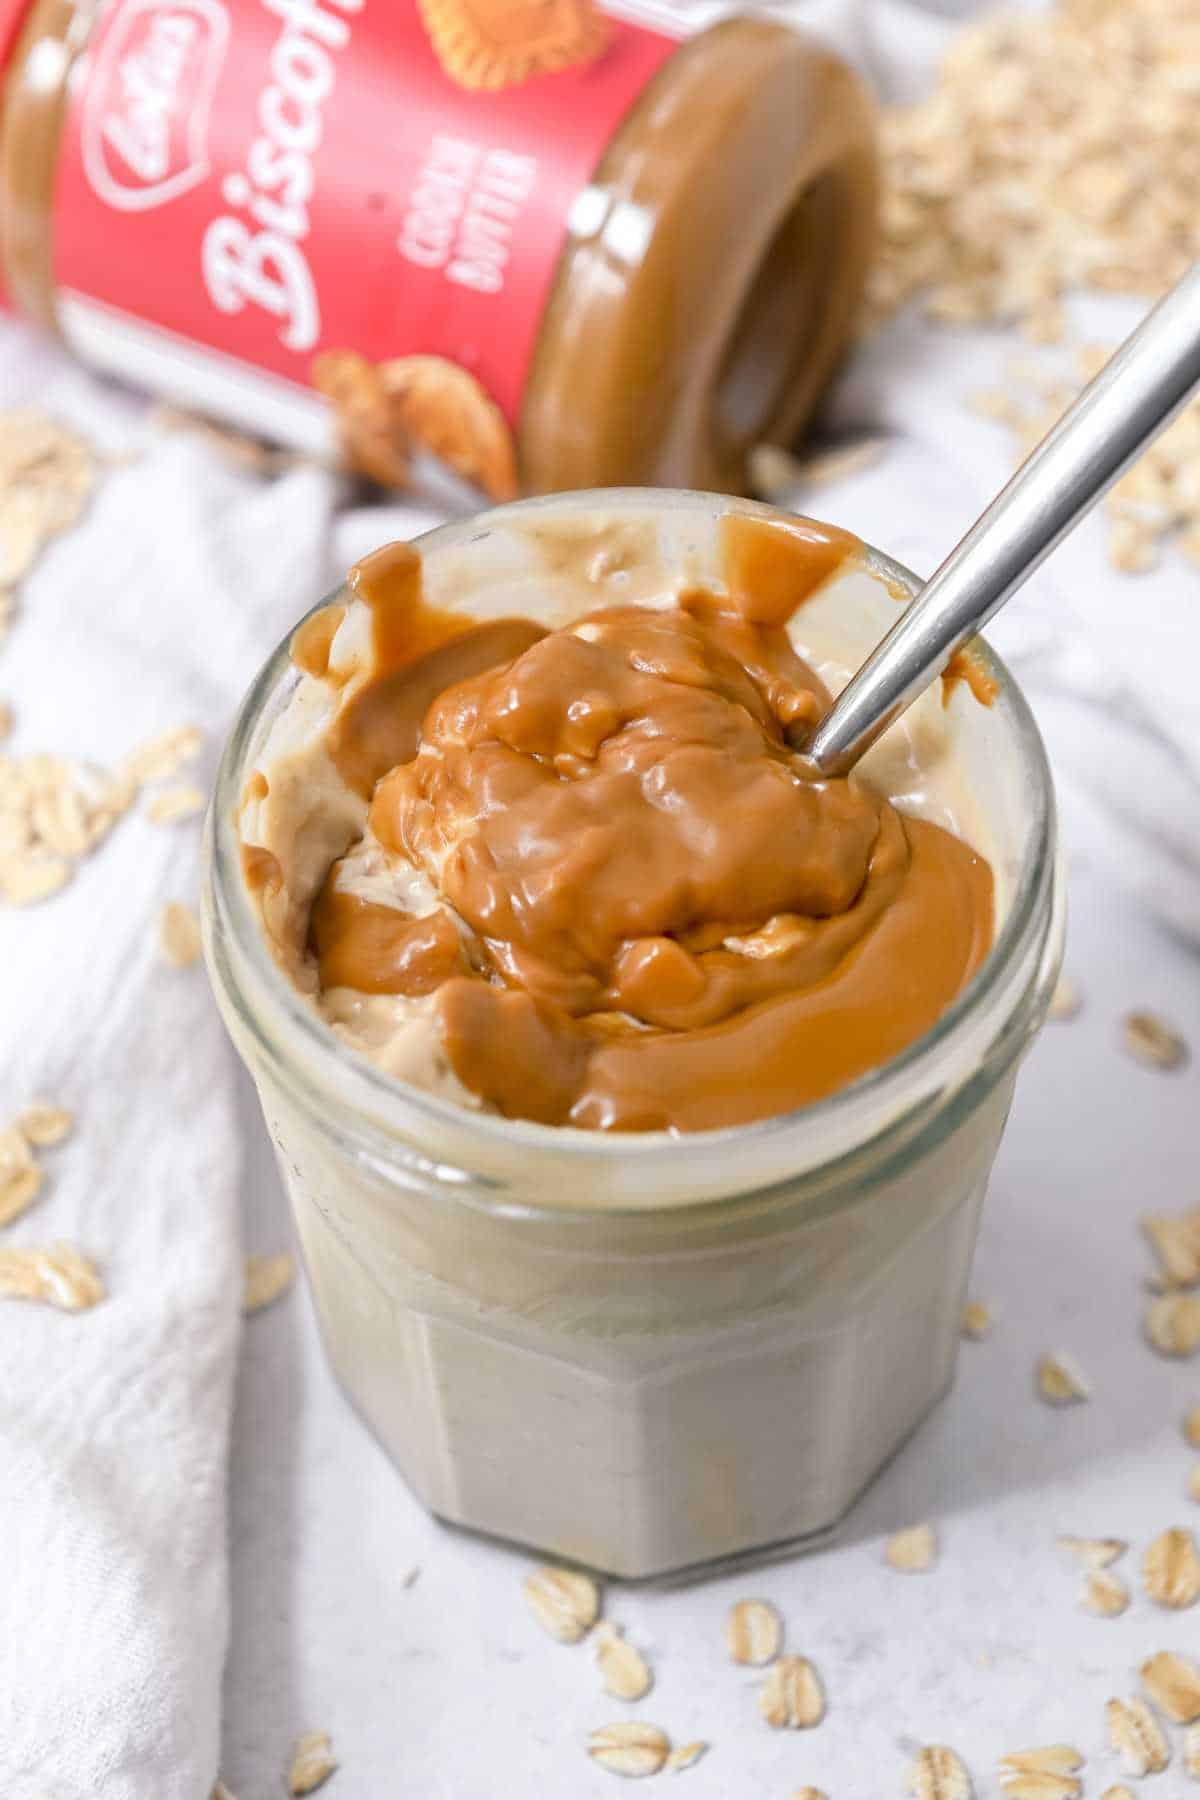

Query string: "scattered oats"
[1143, 1212, 1200, 1289]
[792, 1791, 828, 1800]
[1185, 1406, 1200, 1449]
[869, 0, 1200, 338]
[287, 1730, 337, 1795]
[726, 1598, 782, 1665]
[244, 1251, 294, 1314]
[1143, 1527, 1200, 1608]
[586, 1722, 670, 1778]
[999, 1747, 1083, 1775]
[961, 1299, 994, 1339]
[1082, 1568, 1129, 1617]
[969, 389, 1022, 422]
[1035, 1352, 1089, 1405]
[212, 1784, 237, 1800]
[124, 725, 204, 785]
[0, 853, 70, 906]
[17, 1102, 73, 1147]
[1123, 1010, 1188, 1071]
[0, 410, 97, 620]
[523, 1565, 600, 1643]
[759, 1656, 825, 1730]
[1100, 1789, 1134, 1800]
[664, 1742, 707, 1773]
[0, 1164, 44, 1228]
[0, 1124, 34, 1184]
[868, 1, 1200, 574]
[907, 1745, 972, 1800]
[1147, 1294, 1200, 1357]
[1108, 519, 1158, 574]
[1185, 1722, 1200, 1778]
[158, 901, 201, 968]
[0, 1243, 103, 1311]
[31, 780, 89, 856]
[0, 700, 11, 741]
[0, 752, 135, 905]
[1105, 1697, 1170, 1777]
[0, 807, 26, 856]
[1141, 1650, 1200, 1724]
[745, 444, 796, 498]
[595, 1624, 653, 1702]
[146, 783, 206, 825]
[885, 1523, 938, 1571]
[1189, 1464, 1200, 1504]
[83, 769, 136, 845]
[998, 1745, 1083, 1799]
[790, 437, 887, 487]
[1057, 1535, 1126, 1569]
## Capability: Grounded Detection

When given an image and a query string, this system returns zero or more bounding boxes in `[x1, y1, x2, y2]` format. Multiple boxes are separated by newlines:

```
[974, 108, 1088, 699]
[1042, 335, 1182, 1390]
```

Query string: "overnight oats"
[204, 492, 1063, 1577]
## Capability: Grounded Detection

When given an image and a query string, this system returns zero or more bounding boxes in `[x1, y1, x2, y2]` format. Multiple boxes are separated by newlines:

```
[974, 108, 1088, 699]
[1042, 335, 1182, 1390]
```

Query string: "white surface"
[4, 0, 1200, 1791]
[222, 830, 1200, 1795]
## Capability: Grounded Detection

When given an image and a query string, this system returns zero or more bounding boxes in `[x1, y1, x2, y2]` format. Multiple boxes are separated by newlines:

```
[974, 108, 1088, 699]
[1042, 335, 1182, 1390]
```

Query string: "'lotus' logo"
[82, 0, 229, 212]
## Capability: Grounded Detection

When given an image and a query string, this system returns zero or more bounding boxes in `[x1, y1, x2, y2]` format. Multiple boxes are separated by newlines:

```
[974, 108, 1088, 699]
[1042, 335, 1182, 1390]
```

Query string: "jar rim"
[205, 488, 1059, 1211]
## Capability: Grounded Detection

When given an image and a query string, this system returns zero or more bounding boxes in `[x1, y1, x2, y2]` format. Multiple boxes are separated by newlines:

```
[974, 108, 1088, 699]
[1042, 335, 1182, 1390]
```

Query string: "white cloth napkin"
[0, 329, 345, 1800]
[2, 1, 1199, 1795]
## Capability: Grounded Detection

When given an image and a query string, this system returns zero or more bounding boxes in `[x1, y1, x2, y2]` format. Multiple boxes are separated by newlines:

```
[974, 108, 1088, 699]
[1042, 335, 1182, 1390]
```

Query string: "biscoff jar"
[202, 490, 1064, 1579]
[0, 0, 877, 499]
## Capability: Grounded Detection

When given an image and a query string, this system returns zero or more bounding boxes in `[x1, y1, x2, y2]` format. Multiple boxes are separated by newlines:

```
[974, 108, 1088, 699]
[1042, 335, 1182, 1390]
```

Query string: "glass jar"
[203, 490, 1064, 1579]
[0, 1, 876, 498]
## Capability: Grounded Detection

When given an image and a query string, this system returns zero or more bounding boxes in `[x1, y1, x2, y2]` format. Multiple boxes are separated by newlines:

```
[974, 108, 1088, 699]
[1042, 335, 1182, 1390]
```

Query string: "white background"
[3, 0, 1199, 1791]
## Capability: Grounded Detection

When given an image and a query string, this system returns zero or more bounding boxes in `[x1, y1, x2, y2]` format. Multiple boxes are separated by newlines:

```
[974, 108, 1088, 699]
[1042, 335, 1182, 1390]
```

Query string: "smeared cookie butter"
[244, 519, 994, 1133]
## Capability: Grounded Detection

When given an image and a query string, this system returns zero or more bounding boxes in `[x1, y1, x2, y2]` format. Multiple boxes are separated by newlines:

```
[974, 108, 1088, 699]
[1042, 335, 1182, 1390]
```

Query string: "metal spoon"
[803, 261, 1200, 778]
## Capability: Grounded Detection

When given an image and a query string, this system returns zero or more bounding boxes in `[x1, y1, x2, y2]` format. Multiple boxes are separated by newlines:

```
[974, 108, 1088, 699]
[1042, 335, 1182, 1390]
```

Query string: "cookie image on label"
[381, 356, 519, 501]
[314, 350, 519, 500]
[417, 0, 612, 91]
[312, 349, 412, 491]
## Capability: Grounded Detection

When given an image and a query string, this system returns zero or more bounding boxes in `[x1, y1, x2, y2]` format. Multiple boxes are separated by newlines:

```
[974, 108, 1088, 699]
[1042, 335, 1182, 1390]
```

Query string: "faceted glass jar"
[203, 490, 1064, 1579]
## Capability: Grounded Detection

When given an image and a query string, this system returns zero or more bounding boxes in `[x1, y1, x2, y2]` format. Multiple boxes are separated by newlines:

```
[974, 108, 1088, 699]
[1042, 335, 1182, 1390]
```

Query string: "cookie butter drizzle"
[266, 520, 994, 1133]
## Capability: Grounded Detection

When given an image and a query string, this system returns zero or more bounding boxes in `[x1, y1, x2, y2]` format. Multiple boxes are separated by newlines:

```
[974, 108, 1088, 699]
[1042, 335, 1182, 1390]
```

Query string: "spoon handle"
[805, 261, 1200, 778]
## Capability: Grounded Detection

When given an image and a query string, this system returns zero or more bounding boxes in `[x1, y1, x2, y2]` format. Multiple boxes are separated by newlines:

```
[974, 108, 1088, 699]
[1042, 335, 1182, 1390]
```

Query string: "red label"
[53, 0, 677, 425]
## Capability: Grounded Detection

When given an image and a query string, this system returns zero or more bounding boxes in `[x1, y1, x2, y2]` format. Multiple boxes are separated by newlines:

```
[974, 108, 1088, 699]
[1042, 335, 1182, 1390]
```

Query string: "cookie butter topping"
[262, 525, 994, 1133]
